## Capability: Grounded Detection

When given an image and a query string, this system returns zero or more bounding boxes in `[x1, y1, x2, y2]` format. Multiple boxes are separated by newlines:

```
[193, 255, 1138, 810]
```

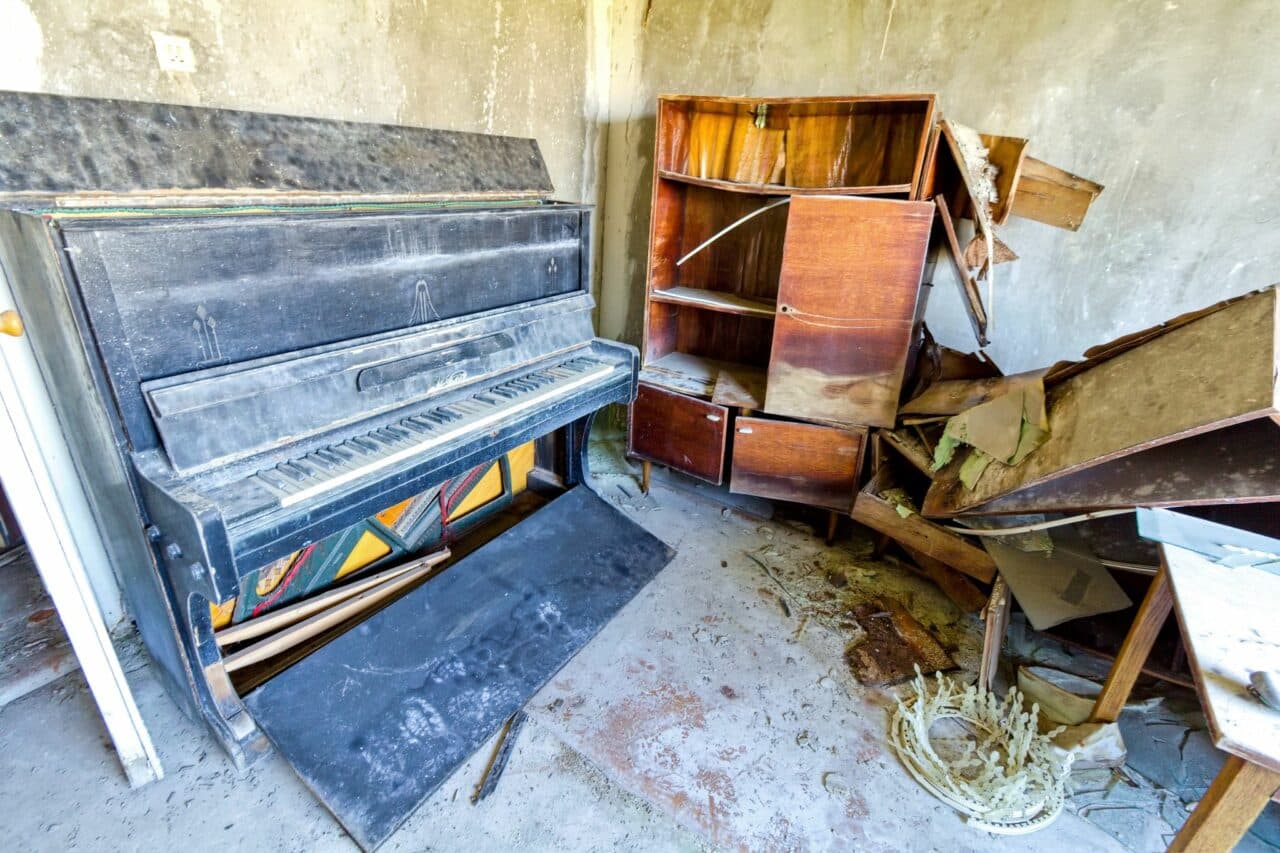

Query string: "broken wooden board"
[900, 369, 1047, 415]
[852, 471, 997, 583]
[879, 429, 936, 478]
[935, 194, 989, 346]
[1011, 155, 1104, 231]
[1161, 541, 1280, 773]
[977, 132, 1029, 226]
[845, 597, 956, 687]
[952, 418, 1280, 515]
[924, 287, 1280, 517]
[710, 362, 767, 409]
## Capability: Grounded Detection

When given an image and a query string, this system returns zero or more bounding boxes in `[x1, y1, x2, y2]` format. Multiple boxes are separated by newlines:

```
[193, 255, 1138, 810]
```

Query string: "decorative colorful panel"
[210, 442, 535, 629]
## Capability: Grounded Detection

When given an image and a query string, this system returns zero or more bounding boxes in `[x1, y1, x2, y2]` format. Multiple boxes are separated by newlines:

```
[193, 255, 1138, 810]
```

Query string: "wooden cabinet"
[631, 94, 936, 511]
[730, 418, 866, 511]
[629, 383, 728, 484]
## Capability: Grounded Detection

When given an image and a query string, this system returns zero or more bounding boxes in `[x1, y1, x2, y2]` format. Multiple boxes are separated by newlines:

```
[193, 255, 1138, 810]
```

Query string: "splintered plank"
[924, 288, 1280, 517]
[852, 473, 997, 583]
[1011, 156, 1104, 231]
[845, 597, 956, 687]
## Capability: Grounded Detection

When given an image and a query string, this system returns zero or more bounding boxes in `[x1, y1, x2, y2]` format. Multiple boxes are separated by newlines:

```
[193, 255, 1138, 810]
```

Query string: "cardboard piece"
[983, 526, 1131, 630]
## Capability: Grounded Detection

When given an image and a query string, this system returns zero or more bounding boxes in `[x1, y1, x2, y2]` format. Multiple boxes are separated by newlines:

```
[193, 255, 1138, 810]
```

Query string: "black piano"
[0, 93, 671, 847]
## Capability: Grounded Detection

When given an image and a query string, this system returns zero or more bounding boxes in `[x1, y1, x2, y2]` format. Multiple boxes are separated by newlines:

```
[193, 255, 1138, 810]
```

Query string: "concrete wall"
[595, 0, 1280, 371]
[0, 0, 596, 203]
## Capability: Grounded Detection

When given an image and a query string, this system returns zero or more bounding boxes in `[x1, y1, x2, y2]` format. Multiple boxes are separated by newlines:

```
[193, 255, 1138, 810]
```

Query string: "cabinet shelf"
[650, 286, 776, 319]
[657, 169, 912, 198]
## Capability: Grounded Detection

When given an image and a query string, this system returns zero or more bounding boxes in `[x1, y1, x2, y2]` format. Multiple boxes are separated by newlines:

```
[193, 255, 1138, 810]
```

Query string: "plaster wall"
[594, 0, 1280, 371]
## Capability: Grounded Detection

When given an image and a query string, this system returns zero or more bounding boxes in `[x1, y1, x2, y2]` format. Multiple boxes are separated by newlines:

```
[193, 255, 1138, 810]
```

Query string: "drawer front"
[730, 417, 865, 511]
[628, 383, 729, 484]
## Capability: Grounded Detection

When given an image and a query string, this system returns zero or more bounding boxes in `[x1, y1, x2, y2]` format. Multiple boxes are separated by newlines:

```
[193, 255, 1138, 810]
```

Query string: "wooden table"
[1089, 542, 1280, 852]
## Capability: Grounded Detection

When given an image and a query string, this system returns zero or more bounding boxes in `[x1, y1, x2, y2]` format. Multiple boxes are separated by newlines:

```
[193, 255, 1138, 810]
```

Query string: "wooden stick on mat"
[221, 551, 448, 673]
[215, 549, 450, 648]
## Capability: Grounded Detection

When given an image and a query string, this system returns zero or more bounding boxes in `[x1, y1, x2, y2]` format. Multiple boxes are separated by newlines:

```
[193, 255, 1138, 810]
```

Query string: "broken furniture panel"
[764, 195, 933, 428]
[852, 469, 997, 583]
[977, 132, 1029, 225]
[924, 287, 1280, 517]
[729, 417, 866, 511]
[628, 383, 729, 485]
[1011, 156, 1104, 231]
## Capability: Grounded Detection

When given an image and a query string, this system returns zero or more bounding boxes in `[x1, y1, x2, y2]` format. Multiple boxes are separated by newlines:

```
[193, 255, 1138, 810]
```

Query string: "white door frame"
[0, 285, 162, 786]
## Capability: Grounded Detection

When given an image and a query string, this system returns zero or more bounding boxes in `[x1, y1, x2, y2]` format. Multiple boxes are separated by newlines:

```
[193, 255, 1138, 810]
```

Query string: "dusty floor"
[0, 435, 1275, 851]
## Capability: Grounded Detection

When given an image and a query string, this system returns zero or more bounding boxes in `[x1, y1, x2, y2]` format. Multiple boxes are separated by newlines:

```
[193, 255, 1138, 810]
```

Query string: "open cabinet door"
[0, 284, 162, 787]
[763, 195, 933, 428]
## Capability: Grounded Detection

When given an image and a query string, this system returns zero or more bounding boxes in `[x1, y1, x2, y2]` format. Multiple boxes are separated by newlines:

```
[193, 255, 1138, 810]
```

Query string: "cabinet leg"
[826, 511, 838, 545]
[641, 460, 651, 495]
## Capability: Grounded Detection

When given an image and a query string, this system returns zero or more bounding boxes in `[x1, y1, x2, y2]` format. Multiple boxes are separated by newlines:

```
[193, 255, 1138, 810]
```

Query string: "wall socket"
[151, 32, 197, 73]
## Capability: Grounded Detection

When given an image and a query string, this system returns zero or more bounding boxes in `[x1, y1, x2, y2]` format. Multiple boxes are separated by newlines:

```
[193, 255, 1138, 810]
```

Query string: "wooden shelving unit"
[628, 94, 938, 513]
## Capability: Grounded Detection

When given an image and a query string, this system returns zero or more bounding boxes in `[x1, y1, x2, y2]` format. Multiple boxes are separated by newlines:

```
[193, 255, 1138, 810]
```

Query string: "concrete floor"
[0, 436, 1270, 851]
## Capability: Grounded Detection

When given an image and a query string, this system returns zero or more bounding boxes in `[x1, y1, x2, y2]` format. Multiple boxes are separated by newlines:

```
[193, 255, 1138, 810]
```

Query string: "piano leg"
[641, 461, 651, 495]
[562, 413, 596, 488]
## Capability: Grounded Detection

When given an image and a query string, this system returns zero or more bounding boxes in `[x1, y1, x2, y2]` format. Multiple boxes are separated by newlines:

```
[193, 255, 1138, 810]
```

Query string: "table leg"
[641, 460, 651, 495]
[1089, 560, 1173, 723]
[825, 511, 838, 545]
[1168, 754, 1280, 852]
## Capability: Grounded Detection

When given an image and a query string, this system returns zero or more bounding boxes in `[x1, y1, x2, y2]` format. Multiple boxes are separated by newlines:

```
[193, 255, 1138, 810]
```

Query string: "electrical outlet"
[151, 32, 197, 73]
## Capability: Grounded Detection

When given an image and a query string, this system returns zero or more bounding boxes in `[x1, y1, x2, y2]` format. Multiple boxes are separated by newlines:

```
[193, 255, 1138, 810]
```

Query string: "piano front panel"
[59, 203, 589, 450]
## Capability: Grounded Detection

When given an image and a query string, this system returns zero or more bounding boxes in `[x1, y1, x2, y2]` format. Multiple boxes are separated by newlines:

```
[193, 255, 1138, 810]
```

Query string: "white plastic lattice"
[888, 667, 1072, 834]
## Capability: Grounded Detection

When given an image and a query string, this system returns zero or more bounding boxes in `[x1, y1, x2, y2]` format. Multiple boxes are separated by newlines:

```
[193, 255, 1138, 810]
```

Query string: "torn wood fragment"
[1011, 156, 1103, 231]
[852, 470, 997, 583]
[846, 597, 956, 686]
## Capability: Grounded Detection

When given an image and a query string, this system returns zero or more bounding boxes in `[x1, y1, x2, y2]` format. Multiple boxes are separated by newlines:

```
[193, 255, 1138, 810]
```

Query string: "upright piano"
[0, 91, 654, 815]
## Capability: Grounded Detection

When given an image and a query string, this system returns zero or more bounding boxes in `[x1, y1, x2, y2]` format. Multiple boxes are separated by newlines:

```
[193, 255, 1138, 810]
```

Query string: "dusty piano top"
[0, 91, 554, 207]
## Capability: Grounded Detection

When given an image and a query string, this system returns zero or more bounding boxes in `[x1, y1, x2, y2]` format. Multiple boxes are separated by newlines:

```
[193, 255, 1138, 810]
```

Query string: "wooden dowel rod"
[215, 549, 449, 647]
[221, 556, 444, 673]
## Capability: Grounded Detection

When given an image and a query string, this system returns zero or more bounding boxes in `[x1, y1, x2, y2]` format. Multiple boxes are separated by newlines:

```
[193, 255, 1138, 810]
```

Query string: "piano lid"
[0, 91, 554, 206]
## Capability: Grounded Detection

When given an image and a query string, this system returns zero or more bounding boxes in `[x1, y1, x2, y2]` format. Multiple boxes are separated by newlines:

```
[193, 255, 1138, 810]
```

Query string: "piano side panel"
[59, 204, 588, 446]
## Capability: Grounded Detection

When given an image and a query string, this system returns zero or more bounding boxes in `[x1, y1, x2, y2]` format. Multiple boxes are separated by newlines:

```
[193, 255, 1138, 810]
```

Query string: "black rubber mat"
[245, 486, 673, 849]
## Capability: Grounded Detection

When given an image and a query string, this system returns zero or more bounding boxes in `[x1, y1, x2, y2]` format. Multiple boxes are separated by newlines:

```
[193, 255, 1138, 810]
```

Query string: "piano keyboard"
[253, 356, 622, 509]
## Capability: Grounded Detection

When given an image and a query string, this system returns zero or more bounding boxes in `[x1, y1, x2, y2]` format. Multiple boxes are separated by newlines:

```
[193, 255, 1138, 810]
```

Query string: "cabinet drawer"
[730, 418, 865, 511]
[628, 383, 729, 484]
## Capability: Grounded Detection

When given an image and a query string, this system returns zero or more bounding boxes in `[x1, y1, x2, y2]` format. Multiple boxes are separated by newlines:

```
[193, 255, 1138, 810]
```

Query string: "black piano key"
[289, 460, 322, 479]
[257, 470, 296, 493]
[322, 440, 353, 461]
[473, 393, 500, 406]
[351, 437, 379, 454]
[491, 386, 518, 399]
[382, 425, 410, 440]
[305, 453, 337, 472]
[401, 418, 429, 435]
[277, 463, 308, 481]
[406, 416, 437, 432]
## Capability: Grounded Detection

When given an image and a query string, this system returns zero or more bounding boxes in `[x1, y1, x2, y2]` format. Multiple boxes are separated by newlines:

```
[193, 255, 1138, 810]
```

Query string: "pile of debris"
[856, 285, 1280, 764]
